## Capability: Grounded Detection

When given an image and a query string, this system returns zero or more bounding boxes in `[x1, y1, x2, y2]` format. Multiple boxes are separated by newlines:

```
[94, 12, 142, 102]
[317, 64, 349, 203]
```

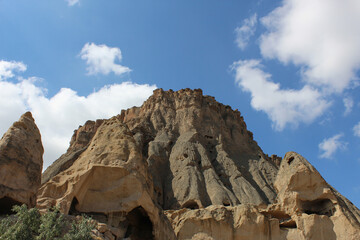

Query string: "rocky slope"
[0, 112, 43, 214]
[38, 88, 360, 239]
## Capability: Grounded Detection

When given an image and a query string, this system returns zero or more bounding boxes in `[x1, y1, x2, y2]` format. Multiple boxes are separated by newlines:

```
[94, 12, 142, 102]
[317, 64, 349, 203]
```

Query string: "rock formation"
[37, 116, 176, 240]
[38, 88, 360, 239]
[0, 112, 43, 214]
[165, 152, 360, 240]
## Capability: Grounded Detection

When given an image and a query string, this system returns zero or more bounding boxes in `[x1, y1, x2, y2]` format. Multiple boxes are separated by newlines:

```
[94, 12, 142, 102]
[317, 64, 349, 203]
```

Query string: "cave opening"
[183, 200, 199, 210]
[68, 197, 79, 215]
[287, 157, 295, 164]
[301, 199, 336, 216]
[0, 197, 22, 215]
[124, 206, 154, 240]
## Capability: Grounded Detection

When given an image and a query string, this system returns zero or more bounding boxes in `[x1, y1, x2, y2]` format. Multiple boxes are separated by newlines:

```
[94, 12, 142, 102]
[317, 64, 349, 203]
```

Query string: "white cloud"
[80, 43, 131, 76]
[232, 59, 330, 130]
[0, 60, 26, 81]
[353, 122, 360, 137]
[343, 97, 354, 116]
[235, 14, 257, 50]
[319, 133, 347, 159]
[260, 0, 360, 93]
[0, 63, 156, 170]
[66, 0, 79, 6]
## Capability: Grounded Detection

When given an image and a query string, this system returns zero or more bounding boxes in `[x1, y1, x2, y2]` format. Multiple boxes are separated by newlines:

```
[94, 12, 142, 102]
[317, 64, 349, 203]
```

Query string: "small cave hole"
[69, 197, 79, 215]
[223, 201, 231, 207]
[125, 206, 154, 240]
[0, 197, 22, 215]
[301, 199, 336, 217]
[183, 200, 199, 210]
[287, 157, 295, 165]
[183, 153, 188, 158]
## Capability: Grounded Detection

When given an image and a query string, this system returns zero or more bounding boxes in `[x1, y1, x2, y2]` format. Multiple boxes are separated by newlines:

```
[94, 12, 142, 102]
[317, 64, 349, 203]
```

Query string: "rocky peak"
[0, 112, 43, 213]
[118, 88, 279, 209]
[42, 119, 104, 183]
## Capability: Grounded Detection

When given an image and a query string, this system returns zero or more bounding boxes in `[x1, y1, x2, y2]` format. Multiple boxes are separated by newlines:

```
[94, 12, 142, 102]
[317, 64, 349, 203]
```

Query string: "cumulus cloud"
[66, 0, 79, 6]
[80, 43, 131, 76]
[0, 60, 26, 81]
[260, 0, 360, 93]
[235, 14, 257, 50]
[232, 60, 330, 130]
[0, 61, 156, 170]
[353, 122, 360, 137]
[343, 97, 354, 116]
[319, 133, 347, 159]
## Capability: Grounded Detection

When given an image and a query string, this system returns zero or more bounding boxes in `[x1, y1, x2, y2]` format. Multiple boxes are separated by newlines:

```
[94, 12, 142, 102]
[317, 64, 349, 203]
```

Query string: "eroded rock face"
[37, 117, 176, 240]
[165, 152, 360, 240]
[42, 119, 104, 183]
[119, 88, 279, 210]
[0, 112, 43, 213]
[39, 89, 360, 239]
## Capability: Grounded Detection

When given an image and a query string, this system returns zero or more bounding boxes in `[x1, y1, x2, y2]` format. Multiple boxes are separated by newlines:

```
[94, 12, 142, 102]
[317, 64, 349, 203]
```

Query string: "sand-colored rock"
[0, 112, 43, 213]
[120, 88, 279, 210]
[39, 88, 360, 239]
[165, 152, 360, 240]
[37, 116, 176, 240]
[42, 119, 104, 183]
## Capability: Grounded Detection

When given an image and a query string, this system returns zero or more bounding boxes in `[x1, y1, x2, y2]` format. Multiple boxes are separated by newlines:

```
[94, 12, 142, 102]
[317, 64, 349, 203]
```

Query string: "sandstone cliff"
[0, 112, 43, 214]
[39, 88, 360, 240]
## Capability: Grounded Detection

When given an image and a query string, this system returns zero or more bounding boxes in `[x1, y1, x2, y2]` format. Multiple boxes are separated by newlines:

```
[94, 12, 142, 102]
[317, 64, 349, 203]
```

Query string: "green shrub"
[36, 207, 65, 240]
[63, 216, 95, 240]
[0, 205, 95, 240]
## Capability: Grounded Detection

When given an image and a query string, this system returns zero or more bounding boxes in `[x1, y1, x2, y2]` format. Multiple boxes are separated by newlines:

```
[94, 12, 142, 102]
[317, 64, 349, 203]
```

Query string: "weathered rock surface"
[0, 112, 43, 213]
[42, 119, 104, 184]
[39, 88, 360, 239]
[37, 116, 176, 240]
[119, 88, 279, 210]
[165, 152, 360, 240]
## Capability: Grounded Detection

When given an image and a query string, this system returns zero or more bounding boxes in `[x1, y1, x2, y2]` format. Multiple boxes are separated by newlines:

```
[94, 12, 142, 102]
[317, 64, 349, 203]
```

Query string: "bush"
[0, 205, 95, 240]
[63, 217, 95, 240]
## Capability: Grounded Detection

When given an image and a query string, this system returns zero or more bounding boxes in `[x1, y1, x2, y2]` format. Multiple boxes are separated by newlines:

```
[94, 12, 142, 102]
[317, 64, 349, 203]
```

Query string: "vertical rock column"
[0, 112, 43, 213]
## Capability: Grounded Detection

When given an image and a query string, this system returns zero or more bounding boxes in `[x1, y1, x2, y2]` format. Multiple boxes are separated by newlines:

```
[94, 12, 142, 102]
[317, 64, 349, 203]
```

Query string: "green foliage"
[63, 216, 95, 240]
[0, 205, 95, 240]
[0, 204, 41, 240]
[36, 207, 64, 240]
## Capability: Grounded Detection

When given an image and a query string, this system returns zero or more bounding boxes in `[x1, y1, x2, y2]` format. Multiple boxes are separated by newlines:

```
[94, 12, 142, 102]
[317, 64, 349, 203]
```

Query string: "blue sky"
[0, 0, 360, 208]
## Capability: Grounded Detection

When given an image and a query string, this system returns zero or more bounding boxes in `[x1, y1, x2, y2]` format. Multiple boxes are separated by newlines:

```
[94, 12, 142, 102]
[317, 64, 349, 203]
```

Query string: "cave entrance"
[0, 197, 22, 215]
[124, 206, 154, 240]
[68, 197, 79, 215]
[301, 199, 336, 216]
[182, 200, 199, 210]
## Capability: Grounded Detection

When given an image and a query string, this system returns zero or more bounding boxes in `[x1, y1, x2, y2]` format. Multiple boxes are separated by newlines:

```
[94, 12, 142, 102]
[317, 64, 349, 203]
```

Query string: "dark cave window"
[0, 197, 22, 215]
[301, 199, 336, 217]
[183, 200, 199, 210]
[125, 206, 154, 240]
[287, 157, 295, 164]
[69, 197, 79, 215]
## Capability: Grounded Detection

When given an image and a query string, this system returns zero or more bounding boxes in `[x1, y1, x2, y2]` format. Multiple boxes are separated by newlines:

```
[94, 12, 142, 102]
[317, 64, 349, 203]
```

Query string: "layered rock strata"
[0, 112, 43, 213]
